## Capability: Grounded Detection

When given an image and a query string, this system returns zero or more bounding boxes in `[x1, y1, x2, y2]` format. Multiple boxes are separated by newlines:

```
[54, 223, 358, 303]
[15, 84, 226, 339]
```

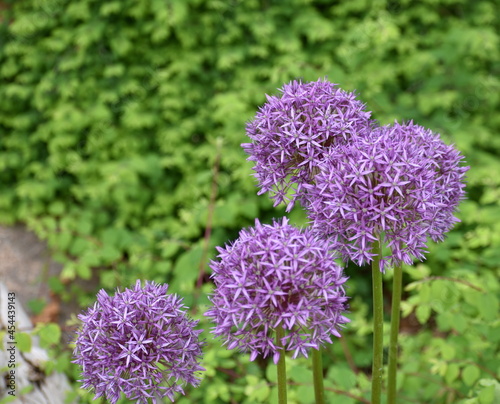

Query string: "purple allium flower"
[73, 280, 205, 404]
[242, 79, 373, 210]
[205, 217, 349, 364]
[303, 121, 469, 270]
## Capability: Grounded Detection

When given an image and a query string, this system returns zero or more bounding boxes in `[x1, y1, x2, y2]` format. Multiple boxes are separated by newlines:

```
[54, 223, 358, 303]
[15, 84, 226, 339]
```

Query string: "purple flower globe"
[205, 217, 350, 363]
[303, 121, 469, 270]
[242, 78, 373, 210]
[73, 280, 205, 404]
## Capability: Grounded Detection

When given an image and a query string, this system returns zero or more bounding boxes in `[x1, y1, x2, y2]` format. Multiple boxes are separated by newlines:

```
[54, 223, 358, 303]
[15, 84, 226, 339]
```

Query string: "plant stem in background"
[312, 347, 326, 404]
[276, 325, 288, 404]
[387, 264, 403, 403]
[371, 237, 384, 404]
[195, 137, 223, 295]
[340, 336, 358, 374]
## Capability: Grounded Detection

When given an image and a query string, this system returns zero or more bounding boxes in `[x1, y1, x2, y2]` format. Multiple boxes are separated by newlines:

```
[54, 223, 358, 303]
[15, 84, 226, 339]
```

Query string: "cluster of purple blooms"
[73, 280, 204, 404]
[243, 79, 468, 270]
[242, 79, 374, 210]
[73, 78, 467, 402]
[303, 121, 468, 270]
[205, 217, 349, 363]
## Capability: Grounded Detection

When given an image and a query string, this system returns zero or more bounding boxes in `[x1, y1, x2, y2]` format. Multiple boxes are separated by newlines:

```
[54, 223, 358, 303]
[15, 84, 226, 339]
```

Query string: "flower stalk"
[387, 264, 403, 403]
[371, 238, 384, 404]
[312, 347, 326, 404]
[276, 325, 287, 404]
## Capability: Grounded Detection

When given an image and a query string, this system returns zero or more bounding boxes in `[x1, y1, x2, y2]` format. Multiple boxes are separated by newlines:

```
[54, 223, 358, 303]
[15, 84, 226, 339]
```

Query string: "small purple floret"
[73, 280, 205, 404]
[205, 217, 350, 363]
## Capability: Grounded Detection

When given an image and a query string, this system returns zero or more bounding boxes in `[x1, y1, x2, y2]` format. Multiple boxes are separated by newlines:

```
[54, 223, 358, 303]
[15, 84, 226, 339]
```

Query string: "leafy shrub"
[0, 0, 499, 402]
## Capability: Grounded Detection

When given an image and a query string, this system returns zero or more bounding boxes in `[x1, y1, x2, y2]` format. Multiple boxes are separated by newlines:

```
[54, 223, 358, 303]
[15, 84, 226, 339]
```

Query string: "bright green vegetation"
[0, 0, 499, 403]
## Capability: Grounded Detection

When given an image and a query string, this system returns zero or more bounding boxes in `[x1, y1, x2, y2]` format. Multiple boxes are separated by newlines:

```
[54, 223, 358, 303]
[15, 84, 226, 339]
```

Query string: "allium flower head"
[242, 78, 373, 210]
[205, 217, 349, 363]
[73, 280, 205, 404]
[303, 121, 469, 270]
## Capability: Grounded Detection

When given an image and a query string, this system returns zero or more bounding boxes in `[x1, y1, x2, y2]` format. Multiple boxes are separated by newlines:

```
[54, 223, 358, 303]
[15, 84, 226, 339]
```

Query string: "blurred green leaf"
[415, 305, 431, 324]
[15, 332, 32, 353]
[462, 365, 481, 386]
[1, 0, 499, 403]
[445, 363, 460, 384]
[37, 323, 61, 348]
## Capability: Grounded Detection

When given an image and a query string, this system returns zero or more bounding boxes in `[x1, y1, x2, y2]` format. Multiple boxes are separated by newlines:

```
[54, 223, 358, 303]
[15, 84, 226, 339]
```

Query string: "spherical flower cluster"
[242, 79, 373, 210]
[205, 217, 349, 363]
[303, 121, 469, 270]
[73, 280, 205, 404]
[396, 121, 469, 243]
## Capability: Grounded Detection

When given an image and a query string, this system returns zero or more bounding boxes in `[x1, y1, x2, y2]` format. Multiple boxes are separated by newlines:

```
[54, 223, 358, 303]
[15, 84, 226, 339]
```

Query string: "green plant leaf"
[478, 384, 495, 404]
[37, 323, 61, 348]
[462, 365, 481, 386]
[15, 332, 32, 353]
[445, 363, 460, 384]
[478, 294, 499, 322]
[415, 305, 431, 324]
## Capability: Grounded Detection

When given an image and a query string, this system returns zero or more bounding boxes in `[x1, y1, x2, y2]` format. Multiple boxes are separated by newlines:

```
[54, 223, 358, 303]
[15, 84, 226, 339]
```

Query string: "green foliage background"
[0, 0, 499, 403]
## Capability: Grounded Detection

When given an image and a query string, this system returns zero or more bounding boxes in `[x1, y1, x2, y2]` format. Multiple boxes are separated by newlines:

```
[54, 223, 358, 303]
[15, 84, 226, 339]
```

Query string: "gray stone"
[0, 282, 75, 404]
[0, 225, 63, 314]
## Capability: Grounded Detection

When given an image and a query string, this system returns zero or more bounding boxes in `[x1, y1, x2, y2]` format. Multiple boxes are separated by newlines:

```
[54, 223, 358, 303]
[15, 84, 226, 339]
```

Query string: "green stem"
[371, 237, 384, 404]
[312, 347, 326, 404]
[387, 264, 403, 404]
[276, 325, 287, 404]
